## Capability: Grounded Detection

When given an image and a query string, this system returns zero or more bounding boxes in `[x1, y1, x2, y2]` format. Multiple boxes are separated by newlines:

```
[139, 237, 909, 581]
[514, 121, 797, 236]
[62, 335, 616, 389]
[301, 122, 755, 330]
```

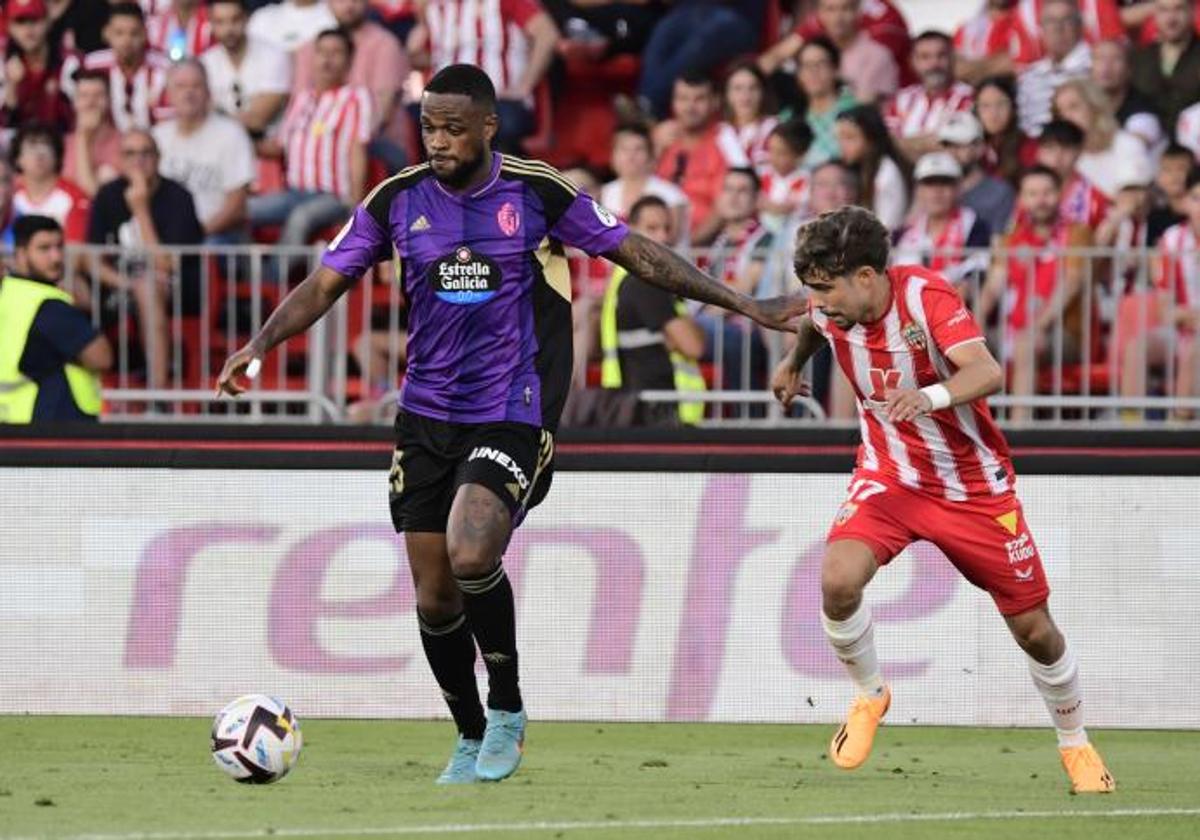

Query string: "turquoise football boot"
[475, 708, 526, 781]
[435, 736, 481, 784]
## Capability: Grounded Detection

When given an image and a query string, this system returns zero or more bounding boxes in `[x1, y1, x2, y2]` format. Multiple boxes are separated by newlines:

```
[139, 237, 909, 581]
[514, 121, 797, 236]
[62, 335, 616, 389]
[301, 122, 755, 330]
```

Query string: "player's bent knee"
[415, 586, 463, 625]
[1007, 604, 1062, 659]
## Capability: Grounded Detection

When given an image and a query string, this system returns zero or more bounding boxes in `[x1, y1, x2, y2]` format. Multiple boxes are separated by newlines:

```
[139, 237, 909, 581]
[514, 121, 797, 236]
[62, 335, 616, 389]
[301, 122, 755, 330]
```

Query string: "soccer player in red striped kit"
[770, 205, 1114, 794]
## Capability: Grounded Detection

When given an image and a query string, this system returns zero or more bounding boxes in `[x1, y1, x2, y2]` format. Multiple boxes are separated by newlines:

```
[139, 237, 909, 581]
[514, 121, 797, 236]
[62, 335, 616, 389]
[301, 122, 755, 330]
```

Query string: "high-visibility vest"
[600, 266, 706, 424]
[0, 275, 102, 424]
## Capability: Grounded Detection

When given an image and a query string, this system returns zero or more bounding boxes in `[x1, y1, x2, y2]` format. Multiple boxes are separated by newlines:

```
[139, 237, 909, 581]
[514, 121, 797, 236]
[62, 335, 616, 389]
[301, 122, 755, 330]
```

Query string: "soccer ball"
[210, 694, 302, 784]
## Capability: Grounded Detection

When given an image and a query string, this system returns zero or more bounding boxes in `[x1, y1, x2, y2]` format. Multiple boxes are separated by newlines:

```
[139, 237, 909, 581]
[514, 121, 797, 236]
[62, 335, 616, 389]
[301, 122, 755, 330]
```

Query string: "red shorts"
[828, 472, 1050, 616]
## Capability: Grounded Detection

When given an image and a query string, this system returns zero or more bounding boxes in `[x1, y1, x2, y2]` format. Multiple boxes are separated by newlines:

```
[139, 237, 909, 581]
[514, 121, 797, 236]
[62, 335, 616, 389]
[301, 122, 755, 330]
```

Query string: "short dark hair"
[798, 36, 840, 70]
[614, 123, 652, 148]
[424, 63, 497, 110]
[629, 195, 669, 225]
[793, 206, 890, 284]
[107, 2, 146, 24]
[913, 30, 953, 50]
[315, 27, 355, 60]
[13, 215, 63, 249]
[769, 118, 814, 157]
[1020, 164, 1062, 189]
[725, 165, 760, 193]
[1163, 142, 1196, 162]
[11, 123, 64, 172]
[207, 0, 250, 9]
[1038, 119, 1084, 149]
[1186, 167, 1200, 192]
[73, 68, 111, 91]
[675, 69, 715, 91]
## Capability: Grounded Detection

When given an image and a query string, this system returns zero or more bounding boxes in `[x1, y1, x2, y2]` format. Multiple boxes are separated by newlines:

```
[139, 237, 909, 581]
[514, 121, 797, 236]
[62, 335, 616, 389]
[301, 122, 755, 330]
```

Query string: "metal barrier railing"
[21, 239, 1200, 427]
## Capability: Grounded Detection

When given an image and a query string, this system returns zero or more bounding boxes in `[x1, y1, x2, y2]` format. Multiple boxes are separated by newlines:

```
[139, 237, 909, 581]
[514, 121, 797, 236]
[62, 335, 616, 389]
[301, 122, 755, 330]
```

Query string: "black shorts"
[389, 410, 555, 533]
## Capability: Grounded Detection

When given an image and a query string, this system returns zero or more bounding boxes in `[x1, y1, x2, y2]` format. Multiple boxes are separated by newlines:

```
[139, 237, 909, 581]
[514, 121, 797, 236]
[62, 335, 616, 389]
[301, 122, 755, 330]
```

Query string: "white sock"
[822, 603, 886, 697]
[1028, 645, 1089, 748]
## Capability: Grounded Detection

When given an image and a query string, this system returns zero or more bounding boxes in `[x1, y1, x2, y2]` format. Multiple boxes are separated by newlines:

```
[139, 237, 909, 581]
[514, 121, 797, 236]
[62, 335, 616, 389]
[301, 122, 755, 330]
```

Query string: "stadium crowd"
[1, 0, 1200, 424]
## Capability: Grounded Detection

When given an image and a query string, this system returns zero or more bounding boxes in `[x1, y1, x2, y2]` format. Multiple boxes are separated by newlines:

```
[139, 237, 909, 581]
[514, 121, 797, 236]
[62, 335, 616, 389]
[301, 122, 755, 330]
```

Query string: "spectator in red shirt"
[146, 0, 213, 60]
[1, 0, 79, 133]
[63, 69, 123, 197]
[10, 123, 90, 243]
[886, 30, 975, 163]
[763, 0, 911, 87]
[955, 0, 1040, 85]
[656, 71, 751, 245]
[975, 74, 1037, 187]
[1034, 118, 1111, 229]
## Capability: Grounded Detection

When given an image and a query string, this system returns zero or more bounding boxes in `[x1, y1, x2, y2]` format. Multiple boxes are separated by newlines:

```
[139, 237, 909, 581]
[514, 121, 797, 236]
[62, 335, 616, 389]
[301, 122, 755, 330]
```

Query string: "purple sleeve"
[321, 204, 392, 279]
[549, 192, 630, 256]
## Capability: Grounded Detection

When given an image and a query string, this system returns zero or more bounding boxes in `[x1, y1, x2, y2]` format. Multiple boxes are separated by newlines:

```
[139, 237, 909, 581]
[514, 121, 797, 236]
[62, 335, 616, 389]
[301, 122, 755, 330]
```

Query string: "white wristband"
[920, 383, 952, 411]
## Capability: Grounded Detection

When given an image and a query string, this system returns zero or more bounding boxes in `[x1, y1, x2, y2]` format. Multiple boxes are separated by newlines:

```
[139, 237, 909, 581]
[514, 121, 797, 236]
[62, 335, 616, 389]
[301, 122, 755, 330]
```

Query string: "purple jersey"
[323, 153, 629, 429]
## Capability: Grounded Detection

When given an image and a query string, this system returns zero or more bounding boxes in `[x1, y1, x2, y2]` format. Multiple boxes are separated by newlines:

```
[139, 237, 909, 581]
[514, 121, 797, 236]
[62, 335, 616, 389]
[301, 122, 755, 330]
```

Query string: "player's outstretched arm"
[603, 231, 807, 332]
[770, 315, 826, 409]
[216, 266, 355, 397]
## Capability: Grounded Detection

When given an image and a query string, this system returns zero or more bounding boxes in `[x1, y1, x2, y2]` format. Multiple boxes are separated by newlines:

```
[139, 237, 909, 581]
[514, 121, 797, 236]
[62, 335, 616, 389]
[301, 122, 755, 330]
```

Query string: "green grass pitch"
[2, 717, 1198, 839]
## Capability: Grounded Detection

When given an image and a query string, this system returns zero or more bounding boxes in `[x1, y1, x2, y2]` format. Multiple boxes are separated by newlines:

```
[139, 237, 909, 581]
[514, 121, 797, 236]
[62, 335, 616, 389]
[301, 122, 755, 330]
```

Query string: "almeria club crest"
[497, 201, 521, 237]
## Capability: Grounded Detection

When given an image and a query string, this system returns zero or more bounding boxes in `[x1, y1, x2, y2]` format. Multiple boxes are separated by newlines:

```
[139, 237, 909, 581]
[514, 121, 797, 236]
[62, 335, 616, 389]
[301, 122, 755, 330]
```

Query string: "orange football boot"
[1060, 743, 1116, 793]
[829, 686, 891, 770]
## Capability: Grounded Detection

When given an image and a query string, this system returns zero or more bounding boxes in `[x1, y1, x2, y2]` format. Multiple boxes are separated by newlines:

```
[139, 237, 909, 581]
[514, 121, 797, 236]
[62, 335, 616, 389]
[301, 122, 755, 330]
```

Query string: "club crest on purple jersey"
[497, 201, 521, 237]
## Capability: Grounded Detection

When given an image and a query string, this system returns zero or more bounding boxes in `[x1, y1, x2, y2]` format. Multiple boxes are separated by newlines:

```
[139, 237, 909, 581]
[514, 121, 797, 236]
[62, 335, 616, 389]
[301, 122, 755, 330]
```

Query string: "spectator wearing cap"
[146, 0, 213, 60]
[62, 69, 123, 197]
[0, 215, 111, 424]
[1, 0, 79, 133]
[1051, 77, 1150, 200]
[757, 119, 813, 234]
[893, 152, 992, 288]
[1035, 118, 1111, 229]
[409, 0, 561, 154]
[600, 125, 689, 245]
[834, 104, 908, 231]
[657, 71, 750, 245]
[1090, 38, 1162, 152]
[291, 0, 410, 170]
[1131, 0, 1200, 131]
[201, 0, 292, 146]
[954, 0, 1040, 86]
[10, 123, 91, 243]
[247, 0, 336, 53]
[975, 74, 1038, 187]
[982, 165, 1093, 422]
[1016, 0, 1091, 136]
[152, 59, 256, 243]
[939, 111, 1015, 235]
[82, 3, 171, 132]
[886, 31, 975, 164]
[1117, 166, 1200, 419]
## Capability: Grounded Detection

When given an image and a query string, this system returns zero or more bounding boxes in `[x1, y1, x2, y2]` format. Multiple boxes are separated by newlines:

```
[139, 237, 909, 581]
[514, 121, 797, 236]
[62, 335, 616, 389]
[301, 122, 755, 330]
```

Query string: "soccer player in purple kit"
[217, 64, 804, 784]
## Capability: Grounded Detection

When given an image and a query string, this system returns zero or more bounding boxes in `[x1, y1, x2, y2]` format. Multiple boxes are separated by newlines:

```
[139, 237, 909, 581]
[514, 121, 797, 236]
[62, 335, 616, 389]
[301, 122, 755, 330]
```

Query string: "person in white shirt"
[247, 0, 336, 53]
[1051, 76, 1149, 200]
[152, 59, 256, 243]
[202, 0, 292, 143]
[599, 124, 690, 245]
[1017, 0, 1091, 136]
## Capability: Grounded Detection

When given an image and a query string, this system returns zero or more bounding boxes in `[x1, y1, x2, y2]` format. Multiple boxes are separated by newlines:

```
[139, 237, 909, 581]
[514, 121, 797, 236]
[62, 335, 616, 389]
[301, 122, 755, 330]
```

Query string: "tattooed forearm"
[603, 231, 751, 315]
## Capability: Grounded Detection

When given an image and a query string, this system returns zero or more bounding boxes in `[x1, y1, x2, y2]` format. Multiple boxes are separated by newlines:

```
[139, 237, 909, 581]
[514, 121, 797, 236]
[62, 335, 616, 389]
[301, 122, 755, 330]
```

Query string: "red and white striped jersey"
[759, 166, 809, 215]
[146, 4, 213, 60]
[885, 82, 976, 138]
[13, 177, 91, 243]
[809, 266, 1014, 500]
[1060, 174, 1110, 229]
[953, 8, 1039, 64]
[281, 84, 373, 198]
[1157, 222, 1200, 309]
[82, 49, 172, 132]
[422, 0, 542, 92]
[718, 117, 778, 170]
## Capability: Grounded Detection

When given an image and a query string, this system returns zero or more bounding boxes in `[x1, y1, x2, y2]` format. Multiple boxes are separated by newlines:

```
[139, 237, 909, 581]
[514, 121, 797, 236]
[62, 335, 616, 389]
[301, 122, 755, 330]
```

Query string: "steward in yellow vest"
[0, 216, 110, 423]
[598, 197, 706, 425]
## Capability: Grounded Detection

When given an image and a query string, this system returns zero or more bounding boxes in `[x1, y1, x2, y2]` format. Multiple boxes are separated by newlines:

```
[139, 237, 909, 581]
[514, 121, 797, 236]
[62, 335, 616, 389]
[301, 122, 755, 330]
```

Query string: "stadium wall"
[1, 427, 1197, 728]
